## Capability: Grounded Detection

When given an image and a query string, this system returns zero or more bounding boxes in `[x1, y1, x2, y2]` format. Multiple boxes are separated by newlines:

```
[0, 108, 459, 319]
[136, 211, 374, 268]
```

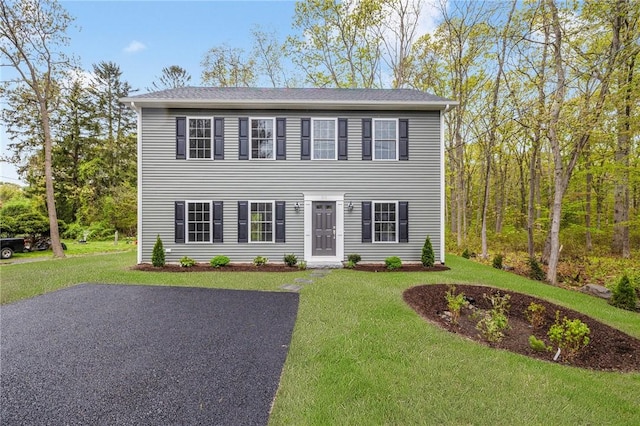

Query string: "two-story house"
[121, 87, 455, 267]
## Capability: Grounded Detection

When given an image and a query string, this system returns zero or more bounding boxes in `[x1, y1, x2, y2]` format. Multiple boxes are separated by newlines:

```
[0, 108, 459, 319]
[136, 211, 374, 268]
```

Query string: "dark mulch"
[403, 284, 640, 372]
[132, 263, 450, 273]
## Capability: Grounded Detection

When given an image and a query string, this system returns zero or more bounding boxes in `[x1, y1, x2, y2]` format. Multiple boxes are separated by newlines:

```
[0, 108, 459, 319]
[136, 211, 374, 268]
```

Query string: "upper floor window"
[374, 201, 397, 242]
[373, 119, 398, 160]
[188, 118, 212, 159]
[187, 201, 211, 242]
[312, 119, 337, 160]
[251, 118, 275, 159]
[250, 201, 274, 242]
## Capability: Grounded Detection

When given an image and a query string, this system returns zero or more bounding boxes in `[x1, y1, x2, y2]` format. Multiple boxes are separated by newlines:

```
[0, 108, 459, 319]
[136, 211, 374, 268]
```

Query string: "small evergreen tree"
[151, 235, 165, 267]
[422, 236, 435, 267]
[610, 275, 638, 311]
[528, 257, 545, 281]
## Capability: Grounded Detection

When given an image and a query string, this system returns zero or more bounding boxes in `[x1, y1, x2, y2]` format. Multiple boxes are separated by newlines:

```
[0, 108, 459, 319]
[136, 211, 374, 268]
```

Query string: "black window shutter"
[338, 118, 348, 160]
[214, 117, 224, 160]
[362, 201, 372, 243]
[275, 201, 286, 242]
[213, 201, 223, 243]
[276, 118, 286, 160]
[175, 201, 185, 243]
[176, 117, 186, 160]
[238, 201, 248, 243]
[399, 119, 409, 161]
[362, 118, 372, 160]
[238, 118, 249, 160]
[399, 201, 409, 242]
[301, 118, 311, 160]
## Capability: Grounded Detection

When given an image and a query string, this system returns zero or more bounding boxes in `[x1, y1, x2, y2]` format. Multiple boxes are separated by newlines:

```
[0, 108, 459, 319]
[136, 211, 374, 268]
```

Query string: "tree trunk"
[585, 169, 593, 252]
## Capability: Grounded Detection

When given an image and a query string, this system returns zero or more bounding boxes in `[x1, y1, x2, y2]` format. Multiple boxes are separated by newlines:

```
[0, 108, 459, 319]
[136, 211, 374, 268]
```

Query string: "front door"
[312, 202, 336, 256]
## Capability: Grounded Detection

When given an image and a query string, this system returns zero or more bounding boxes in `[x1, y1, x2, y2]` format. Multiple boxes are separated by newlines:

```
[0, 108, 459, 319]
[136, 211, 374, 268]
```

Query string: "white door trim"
[303, 192, 344, 266]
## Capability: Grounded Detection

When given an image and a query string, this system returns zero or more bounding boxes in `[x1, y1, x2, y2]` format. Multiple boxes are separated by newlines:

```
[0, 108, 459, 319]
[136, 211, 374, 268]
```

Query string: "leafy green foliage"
[210, 255, 230, 268]
[476, 293, 511, 343]
[347, 253, 361, 264]
[461, 248, 471, 259]
[492, 254, 503, 270]
[151, 235, 165, 267]
[385, 256, 402, 271]
[297, 260, 307, 271]
[445, 285, 466, 325]
[253, 255, 268, 266]
[610, 275, 638, 311]
[524, 302, 546, 328]
[421, 236, 435, 267]
[547, 311, 590, 363]
[179, 256, 196, 267]
[284, 253, 298, 267]
[528, 335, 548, 352]
[528, 257, 545, 281]
[344, 260, 356, 269]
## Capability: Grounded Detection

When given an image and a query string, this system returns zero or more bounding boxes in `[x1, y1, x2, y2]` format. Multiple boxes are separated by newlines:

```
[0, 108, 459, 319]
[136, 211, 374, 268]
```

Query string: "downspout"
[131, 102, 143, 264]
[440, 104, 450, 264]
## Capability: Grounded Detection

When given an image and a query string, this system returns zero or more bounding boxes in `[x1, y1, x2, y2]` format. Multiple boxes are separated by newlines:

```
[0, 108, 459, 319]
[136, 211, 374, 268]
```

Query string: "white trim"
[185, 200, 213, 244]
[249, 117, 276, 160]
[372, 201, 399, 243]
[311, 118, 338, 160]
[248, 200, 276, 243]
[133, 103, 142, 264]
[303, 192, 344, 265]
[440, 110, 446, 264]
[186, 117, 214, 160]
[372, 118, 399, 161]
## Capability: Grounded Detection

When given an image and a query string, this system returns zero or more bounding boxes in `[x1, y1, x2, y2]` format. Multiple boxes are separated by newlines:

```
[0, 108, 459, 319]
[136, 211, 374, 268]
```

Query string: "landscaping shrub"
[344, 260, 356, 269]
[461, 248, 470, 259]
[524, 302, 546, 328]
[528, 257, 545, 281]
[210, 255, 230, 268]
[547, 311, 590, 362]
[476, 293, 511, 343]
[528, 335, 548, 352]
[284, 253, 298, 267]
[445, 286, 466, 326]
[151, 235, 165, 267]
[385, 256, 402, 271]
[297, 260, 307, 270]
[421, 236, 435, 267]
[179, 256, 196, 267]
[492, 254, 503, 270]
[609, 275, 638, 311]
[253, 255, 268, 266]
[347, 253, 361, 264]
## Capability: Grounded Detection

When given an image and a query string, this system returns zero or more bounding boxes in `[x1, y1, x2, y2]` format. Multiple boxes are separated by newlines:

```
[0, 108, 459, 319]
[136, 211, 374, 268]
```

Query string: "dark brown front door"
[312, 202, 336, 256]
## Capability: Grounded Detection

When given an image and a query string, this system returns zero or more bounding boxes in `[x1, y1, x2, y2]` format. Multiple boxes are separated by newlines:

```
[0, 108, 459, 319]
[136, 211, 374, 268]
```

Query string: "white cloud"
[123, 40, 147, 54]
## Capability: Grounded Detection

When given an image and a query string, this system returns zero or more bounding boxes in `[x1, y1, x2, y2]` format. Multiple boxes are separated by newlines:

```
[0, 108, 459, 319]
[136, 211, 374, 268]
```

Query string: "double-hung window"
[250, 201, 274, 242]
[188, 118, 212, 159]
[373, 119, 398, 160]
[312, 119, 337, 160]
[187, 201, 211, 242]
[374, 201, 397, 242]
[250, 118, 275, 159]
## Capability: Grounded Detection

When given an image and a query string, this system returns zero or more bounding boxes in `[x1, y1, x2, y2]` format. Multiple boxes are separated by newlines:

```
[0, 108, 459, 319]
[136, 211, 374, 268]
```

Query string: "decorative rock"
[580, 283, 612, 300]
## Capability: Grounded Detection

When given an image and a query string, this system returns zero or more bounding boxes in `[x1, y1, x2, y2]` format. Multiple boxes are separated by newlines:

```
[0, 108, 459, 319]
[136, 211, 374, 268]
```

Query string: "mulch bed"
[403, 284, 640, 372]
[132, 263, 451, 272]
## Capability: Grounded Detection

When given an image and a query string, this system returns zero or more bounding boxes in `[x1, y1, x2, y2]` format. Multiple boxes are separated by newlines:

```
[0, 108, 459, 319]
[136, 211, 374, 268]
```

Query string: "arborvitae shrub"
[422, 236, 435, 267]
[461, 248, 470, 259]
[151, 235, 165, 267]
[610, 275, 638, 311]
[528, 257, 545, 281]
[492, 254, 504, 270]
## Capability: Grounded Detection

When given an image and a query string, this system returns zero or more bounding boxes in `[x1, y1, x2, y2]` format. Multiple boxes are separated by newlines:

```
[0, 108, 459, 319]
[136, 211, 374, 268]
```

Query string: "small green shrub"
[421, 236, 435, 267]
[610, 275, 638, 311]
[151, 235, 165, 267]
[461, 248, 470, 259]
[492, 254, 503, 270]
[528, 257, 545, 281]
[284, 253, 298, 267]
[344, 260, 356, 269]
[179, 256, 196, 267]
[547, 311, 590, 363]
[385, 256, 402, 271]
[445, 285, 466, 326]
[297, 261, 307, 270]
[524, 302, 546, 328]
[210, 255, 230, 268]
[347, 253, 362, 264]
[528, 335, 548, 352]
[476, 293, 511, 343]
[254, 255, 268, 266]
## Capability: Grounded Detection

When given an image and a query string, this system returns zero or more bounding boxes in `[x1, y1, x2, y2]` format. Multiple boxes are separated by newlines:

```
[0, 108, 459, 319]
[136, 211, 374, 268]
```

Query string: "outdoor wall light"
[347, 202, 354, 211]
[294, 202, 301, 212]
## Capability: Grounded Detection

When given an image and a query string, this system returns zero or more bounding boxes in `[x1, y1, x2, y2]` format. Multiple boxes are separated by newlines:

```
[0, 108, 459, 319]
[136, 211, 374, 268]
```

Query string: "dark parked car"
[1, 238, 26, 259]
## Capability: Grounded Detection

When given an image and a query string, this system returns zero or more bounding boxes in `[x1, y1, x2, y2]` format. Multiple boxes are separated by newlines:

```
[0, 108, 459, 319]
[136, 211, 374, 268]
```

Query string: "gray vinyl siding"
[139, 108, 442, 263]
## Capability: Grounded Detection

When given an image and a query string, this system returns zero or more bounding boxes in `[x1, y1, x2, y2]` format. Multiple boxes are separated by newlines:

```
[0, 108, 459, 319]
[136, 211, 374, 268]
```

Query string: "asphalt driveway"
[1, 284, 299, 425]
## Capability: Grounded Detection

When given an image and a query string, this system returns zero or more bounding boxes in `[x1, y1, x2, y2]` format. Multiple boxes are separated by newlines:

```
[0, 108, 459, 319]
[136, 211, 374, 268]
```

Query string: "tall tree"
[148, 65, 191, 92]
[1, 0, 74, 257]
[251, 26, 293, 88]
[201, 45, 256, 87]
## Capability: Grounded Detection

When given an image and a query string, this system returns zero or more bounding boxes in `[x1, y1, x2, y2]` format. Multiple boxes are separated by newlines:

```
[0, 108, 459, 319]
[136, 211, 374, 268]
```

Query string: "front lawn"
[1, 252, 638, 424]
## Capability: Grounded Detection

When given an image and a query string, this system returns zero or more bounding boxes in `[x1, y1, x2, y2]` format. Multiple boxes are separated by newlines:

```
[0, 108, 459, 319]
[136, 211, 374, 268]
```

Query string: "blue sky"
[1, 0, 298, 184]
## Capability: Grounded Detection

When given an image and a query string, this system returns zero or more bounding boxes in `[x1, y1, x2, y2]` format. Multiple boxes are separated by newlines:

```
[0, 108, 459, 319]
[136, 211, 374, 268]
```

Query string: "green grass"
[0, 239, 135, 263]
[1, 253, 639, 424]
